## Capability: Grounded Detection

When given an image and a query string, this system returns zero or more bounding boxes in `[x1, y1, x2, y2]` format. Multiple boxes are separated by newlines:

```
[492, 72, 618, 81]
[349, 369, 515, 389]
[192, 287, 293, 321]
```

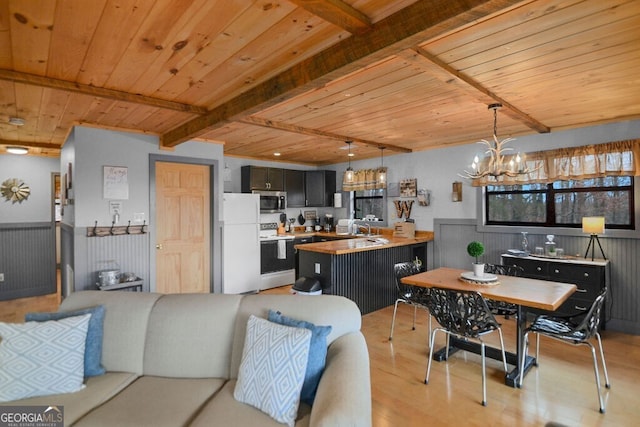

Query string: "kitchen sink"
[353, 233, 382, 238]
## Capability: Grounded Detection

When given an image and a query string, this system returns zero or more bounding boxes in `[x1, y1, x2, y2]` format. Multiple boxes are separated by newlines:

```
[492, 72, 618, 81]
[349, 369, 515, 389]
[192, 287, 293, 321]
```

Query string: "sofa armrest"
[309, 332, 371, 427]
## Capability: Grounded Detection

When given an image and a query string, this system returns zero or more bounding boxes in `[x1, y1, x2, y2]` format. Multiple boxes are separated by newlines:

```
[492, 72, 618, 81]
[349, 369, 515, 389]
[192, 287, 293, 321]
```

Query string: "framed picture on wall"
[400, 178, 417, 197]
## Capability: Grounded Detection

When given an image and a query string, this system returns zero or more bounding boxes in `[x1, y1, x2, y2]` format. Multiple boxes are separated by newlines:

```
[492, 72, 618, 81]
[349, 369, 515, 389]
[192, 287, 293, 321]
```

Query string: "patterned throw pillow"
[268, 310, 332, 405]
[0, 313, 91, 402]
[234, 315, 311, 427]
[26, 305, 106, 377]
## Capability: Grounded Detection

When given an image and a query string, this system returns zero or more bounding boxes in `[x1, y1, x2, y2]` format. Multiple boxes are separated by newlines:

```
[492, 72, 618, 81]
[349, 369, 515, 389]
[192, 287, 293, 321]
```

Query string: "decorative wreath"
[1, 178, 31, 203]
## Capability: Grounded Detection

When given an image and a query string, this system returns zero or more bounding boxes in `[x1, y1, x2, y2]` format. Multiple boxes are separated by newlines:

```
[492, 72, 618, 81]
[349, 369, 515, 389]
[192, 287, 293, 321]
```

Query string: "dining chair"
[388, 261, 430, 341]
[484, 263, 524, 319]
[519, 287, 610, 412]
[425, 288, 508, 406]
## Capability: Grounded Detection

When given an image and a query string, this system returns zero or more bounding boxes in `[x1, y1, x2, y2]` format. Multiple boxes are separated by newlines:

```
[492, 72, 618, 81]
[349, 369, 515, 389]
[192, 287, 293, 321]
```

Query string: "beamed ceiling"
[0, 0, 639, 164]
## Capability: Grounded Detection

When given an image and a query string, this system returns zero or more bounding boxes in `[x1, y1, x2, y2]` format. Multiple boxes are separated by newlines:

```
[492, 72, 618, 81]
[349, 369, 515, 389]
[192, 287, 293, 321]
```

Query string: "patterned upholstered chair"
[519, 287, 610, 413]
[484, 263, 524, 318]
[424, 288, 507, 406]
[388, 261, 430, 341]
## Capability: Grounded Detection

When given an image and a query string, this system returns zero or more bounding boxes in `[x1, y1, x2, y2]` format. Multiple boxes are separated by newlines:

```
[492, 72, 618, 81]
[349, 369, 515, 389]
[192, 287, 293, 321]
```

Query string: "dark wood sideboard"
[501, 253, 610, 329]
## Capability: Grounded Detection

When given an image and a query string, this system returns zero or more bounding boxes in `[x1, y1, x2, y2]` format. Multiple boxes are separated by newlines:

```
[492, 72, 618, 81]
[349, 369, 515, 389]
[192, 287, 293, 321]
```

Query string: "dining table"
[401, 266, 577, 387]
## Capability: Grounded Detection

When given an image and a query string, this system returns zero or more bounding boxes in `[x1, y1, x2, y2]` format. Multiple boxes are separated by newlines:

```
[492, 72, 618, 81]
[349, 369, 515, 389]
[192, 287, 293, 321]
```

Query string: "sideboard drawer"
[503, 257, 548, 279]
[547, 263, 602, 287]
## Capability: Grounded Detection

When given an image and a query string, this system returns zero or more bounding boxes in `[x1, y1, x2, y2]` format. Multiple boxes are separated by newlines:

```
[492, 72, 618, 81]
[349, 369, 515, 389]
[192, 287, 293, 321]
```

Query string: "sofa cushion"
[74, 376, 226, 427]
[234, 315, 311, 427]
[25, 305, 106, 377]
[190, 380, 312, 427]
[268, 309, 332, 405]
[0, 314, 91, 402]
[60, 291, 162, 375]
[143, 293, 243, 378]
[0, 372, 139, 425]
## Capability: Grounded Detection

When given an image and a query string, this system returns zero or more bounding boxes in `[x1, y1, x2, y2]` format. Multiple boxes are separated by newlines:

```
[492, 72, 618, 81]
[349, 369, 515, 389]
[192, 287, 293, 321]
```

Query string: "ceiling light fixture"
[377, 147, 386, 184]
[461, 103, 536, 182]
[6, 146, 28, 155]
[345, 141, 354, 183]
[8, 117, 25, 126]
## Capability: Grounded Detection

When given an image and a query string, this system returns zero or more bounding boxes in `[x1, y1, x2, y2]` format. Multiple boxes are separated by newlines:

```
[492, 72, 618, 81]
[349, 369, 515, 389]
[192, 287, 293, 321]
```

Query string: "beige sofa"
[4, 291, 371, 427]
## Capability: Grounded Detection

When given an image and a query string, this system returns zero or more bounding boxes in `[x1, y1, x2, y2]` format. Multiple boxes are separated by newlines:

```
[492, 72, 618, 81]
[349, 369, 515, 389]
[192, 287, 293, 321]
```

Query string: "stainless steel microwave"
[252, 191, 287, 213]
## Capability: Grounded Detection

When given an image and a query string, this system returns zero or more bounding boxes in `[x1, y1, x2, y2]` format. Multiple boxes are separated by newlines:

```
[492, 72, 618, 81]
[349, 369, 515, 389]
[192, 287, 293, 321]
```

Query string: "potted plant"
[467, 241, 485, 277]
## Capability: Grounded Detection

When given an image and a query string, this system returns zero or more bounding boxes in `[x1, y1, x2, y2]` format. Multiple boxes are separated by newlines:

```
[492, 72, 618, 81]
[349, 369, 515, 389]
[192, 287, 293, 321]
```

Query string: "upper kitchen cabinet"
[305, 170, 336, 207]
[241, 166, 284, 192]
[284, 169, 305, 208]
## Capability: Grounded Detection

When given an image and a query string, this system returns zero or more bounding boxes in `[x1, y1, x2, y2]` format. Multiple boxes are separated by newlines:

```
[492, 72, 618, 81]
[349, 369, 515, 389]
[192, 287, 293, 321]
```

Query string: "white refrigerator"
[222, 193, 260, 294]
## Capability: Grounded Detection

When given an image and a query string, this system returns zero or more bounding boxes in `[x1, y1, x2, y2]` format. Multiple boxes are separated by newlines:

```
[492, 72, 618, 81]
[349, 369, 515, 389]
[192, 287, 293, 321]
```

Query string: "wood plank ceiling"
[0, 0, 639, 164]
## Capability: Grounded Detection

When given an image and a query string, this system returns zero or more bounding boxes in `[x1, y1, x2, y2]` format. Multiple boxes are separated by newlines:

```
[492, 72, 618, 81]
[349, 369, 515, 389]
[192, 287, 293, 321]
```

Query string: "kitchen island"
[295, 231, 433, 314]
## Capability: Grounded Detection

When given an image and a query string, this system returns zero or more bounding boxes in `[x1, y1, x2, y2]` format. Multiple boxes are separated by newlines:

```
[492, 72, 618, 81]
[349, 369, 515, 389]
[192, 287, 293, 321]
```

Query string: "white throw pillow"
[0, 313, 91, 402]
[234, 315, 311, 427]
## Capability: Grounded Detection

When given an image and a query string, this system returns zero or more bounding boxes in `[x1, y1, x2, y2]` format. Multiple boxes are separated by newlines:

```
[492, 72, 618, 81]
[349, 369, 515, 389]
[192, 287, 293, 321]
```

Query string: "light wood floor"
[4, 284, 639, 426]
[262, 285, 640, 427]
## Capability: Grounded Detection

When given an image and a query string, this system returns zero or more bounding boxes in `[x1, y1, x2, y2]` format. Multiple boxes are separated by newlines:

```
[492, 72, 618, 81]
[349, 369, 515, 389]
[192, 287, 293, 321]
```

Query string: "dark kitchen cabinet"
[241, 166, 284, 192]
[502, 254, 609, 328]
[305, 170, 336, 207]
[284, 169, 306, 208]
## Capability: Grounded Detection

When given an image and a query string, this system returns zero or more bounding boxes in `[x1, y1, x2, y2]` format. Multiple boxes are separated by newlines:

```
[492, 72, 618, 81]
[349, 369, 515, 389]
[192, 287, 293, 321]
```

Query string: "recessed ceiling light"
[348, 152, 354, 157]
[6, 146, 28, 155]
[8, 117, 25, 126]
[273, 152, 281, 156]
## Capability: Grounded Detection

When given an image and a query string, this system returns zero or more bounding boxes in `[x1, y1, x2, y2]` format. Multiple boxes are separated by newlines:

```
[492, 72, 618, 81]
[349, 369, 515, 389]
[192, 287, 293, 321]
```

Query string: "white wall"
[68, 126, 224, 227]
[0, 155, 59, 223]
[323, 120, 640, 231]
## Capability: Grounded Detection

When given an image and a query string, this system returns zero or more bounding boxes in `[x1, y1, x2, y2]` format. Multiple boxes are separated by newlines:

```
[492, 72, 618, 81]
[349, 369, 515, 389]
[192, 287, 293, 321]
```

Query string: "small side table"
[98, 279, 143, 292]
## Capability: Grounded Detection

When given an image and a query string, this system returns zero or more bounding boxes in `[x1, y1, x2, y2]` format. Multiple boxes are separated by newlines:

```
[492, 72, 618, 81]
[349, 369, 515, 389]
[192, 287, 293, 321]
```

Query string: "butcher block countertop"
[294, 230, 434, 255]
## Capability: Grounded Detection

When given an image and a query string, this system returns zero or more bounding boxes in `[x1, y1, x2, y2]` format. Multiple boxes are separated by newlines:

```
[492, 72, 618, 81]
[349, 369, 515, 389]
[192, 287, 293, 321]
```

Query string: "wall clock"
[1, 178, 31, 203]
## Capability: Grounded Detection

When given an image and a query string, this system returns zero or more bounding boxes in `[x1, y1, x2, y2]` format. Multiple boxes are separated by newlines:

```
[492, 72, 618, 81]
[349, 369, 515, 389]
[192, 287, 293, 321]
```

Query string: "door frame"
[149, 154, 221, 293]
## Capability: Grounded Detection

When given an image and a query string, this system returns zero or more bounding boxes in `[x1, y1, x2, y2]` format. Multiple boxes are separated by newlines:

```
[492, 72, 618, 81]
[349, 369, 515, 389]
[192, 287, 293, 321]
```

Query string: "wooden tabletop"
[295, 232, 434, 255]
[401, 267, 577, 311]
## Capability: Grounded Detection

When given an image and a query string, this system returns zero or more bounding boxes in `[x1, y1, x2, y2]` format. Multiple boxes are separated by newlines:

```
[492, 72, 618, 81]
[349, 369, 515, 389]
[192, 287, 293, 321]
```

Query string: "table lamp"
[582, 216, 606, 261]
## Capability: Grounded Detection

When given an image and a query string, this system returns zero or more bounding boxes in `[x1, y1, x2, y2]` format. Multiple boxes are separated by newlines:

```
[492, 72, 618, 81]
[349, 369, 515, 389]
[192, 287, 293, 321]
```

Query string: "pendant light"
[345, 141, 354, 183]
[376, 147, 386, 184]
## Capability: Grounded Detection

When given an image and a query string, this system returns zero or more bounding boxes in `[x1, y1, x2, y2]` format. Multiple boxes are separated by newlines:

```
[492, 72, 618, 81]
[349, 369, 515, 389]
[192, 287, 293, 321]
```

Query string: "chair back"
[572, 287, 608, 339]
[393, 261, 425, 301]
[484, 263, 524, 277]
[427, 288, 501, 338]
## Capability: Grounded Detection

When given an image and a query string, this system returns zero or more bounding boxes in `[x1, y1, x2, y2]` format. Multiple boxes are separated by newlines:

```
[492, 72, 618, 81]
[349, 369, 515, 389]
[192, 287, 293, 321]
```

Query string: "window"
[352, 189, 386, 225]
[486, 177, 634, 229]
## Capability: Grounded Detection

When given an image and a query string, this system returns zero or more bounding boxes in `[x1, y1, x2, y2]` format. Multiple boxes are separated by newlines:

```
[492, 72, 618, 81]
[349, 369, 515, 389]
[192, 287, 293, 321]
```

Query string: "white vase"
[472, 263, 485, 278]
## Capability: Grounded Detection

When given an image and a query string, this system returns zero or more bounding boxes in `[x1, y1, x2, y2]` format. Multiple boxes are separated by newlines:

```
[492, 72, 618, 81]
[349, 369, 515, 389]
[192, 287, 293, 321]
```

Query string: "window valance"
[472, 139, 640, 186]
[342, 168, 387, 191]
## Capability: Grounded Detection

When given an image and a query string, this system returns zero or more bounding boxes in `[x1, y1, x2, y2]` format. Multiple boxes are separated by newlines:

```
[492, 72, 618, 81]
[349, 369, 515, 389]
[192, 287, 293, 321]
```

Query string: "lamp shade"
[582, 217, 605, 235]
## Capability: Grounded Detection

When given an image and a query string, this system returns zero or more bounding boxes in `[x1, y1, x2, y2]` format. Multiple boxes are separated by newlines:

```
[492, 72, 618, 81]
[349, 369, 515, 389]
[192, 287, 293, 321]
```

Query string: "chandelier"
[461, 103, 535, 181]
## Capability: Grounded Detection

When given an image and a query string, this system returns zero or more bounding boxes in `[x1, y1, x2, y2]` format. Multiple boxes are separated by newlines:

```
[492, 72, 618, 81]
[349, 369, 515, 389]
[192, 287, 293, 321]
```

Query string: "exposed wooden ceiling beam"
[402, 47, 550, 134]
[0, 69, 207, 115]
[0, 139, 60, 150]
[287, 0, 372, 34]
[161, 0, 526, 148]
[241, 116, 412, 153]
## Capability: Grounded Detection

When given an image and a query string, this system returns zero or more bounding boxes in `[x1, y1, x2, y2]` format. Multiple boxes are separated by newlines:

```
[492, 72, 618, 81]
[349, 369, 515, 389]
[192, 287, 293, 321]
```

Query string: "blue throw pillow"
[268, 310, 332, 405]
[26, 305, 106, 377]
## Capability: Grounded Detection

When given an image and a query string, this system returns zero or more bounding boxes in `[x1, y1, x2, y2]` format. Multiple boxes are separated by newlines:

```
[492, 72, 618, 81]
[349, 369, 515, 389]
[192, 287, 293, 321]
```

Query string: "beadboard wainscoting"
[0, 223, 57, 301]
[433, 218, 640, 334]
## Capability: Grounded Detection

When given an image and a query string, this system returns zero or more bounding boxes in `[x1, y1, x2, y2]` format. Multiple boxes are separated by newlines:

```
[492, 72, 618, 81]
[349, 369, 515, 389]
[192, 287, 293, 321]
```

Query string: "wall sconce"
[582, 216, 606, 260]
[452, 181, 462, 202]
